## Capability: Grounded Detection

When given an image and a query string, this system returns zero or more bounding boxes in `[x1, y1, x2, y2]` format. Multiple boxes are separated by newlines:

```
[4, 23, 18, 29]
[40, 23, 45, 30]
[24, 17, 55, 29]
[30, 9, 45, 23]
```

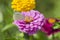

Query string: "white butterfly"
[13, 12, 24, 20]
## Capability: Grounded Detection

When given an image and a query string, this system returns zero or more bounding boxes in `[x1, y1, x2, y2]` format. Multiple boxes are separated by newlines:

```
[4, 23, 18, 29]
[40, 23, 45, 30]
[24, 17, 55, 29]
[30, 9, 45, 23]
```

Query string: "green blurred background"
[0, 0, 60, 40]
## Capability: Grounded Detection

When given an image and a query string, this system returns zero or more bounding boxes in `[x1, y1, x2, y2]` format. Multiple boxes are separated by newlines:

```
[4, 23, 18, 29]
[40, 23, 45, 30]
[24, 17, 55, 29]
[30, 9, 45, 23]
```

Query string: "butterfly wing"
[13, 12, 24, 20]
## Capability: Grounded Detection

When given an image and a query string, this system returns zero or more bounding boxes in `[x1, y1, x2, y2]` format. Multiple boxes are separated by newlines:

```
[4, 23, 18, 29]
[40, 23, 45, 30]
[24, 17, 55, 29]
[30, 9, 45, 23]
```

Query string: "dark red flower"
[41, 18, 60, 35]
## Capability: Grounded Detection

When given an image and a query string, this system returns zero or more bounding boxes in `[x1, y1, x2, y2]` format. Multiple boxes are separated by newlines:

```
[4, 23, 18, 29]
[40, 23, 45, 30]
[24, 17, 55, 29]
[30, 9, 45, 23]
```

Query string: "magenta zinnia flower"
[13, 10, 45, 35]
[41, 18, 60, 35]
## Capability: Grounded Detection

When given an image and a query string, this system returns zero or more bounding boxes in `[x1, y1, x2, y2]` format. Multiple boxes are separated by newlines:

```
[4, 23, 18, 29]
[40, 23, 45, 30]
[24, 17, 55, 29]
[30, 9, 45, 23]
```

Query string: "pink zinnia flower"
[13, 10, 45, 35]
[41, 18, 60, 35]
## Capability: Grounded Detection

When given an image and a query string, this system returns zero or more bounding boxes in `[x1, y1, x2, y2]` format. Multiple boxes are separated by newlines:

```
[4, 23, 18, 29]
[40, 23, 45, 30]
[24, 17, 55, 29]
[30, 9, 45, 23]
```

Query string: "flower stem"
[52, 29, 55, 40]
[52, 33, 55, 40]
[24, 33, 29, 40]
[29, 35, 33, 40]
[24, 33, 34, 40]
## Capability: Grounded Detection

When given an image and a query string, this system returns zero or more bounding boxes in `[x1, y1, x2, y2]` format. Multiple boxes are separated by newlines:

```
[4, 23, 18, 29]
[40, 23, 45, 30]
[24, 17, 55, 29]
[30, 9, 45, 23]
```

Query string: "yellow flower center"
[24, 16, 33, 23]
[48, 18, 56, 24]
[11, 0, 35, 12]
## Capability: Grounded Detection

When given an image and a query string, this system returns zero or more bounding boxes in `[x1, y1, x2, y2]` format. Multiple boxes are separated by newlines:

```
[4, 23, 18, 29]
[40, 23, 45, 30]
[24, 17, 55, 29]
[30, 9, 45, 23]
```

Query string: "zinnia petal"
[13, 10, 45, 35]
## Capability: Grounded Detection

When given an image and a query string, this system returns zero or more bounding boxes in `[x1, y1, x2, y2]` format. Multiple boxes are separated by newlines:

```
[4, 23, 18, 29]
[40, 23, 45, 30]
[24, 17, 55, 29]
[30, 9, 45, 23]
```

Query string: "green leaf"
[54, 32, 60, 40]
[15, 31, 24, 40]
[0, 9, 3, 23]
[34, 31, 48, 40]
[1, 24, 15, 32]
[53, 22, 60, 29]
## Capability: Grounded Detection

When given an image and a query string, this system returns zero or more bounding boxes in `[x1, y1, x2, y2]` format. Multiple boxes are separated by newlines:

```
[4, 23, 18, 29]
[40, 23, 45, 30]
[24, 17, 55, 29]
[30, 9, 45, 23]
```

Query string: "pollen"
[25, 16, 33, 23]
[48, 18, 56, 24]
